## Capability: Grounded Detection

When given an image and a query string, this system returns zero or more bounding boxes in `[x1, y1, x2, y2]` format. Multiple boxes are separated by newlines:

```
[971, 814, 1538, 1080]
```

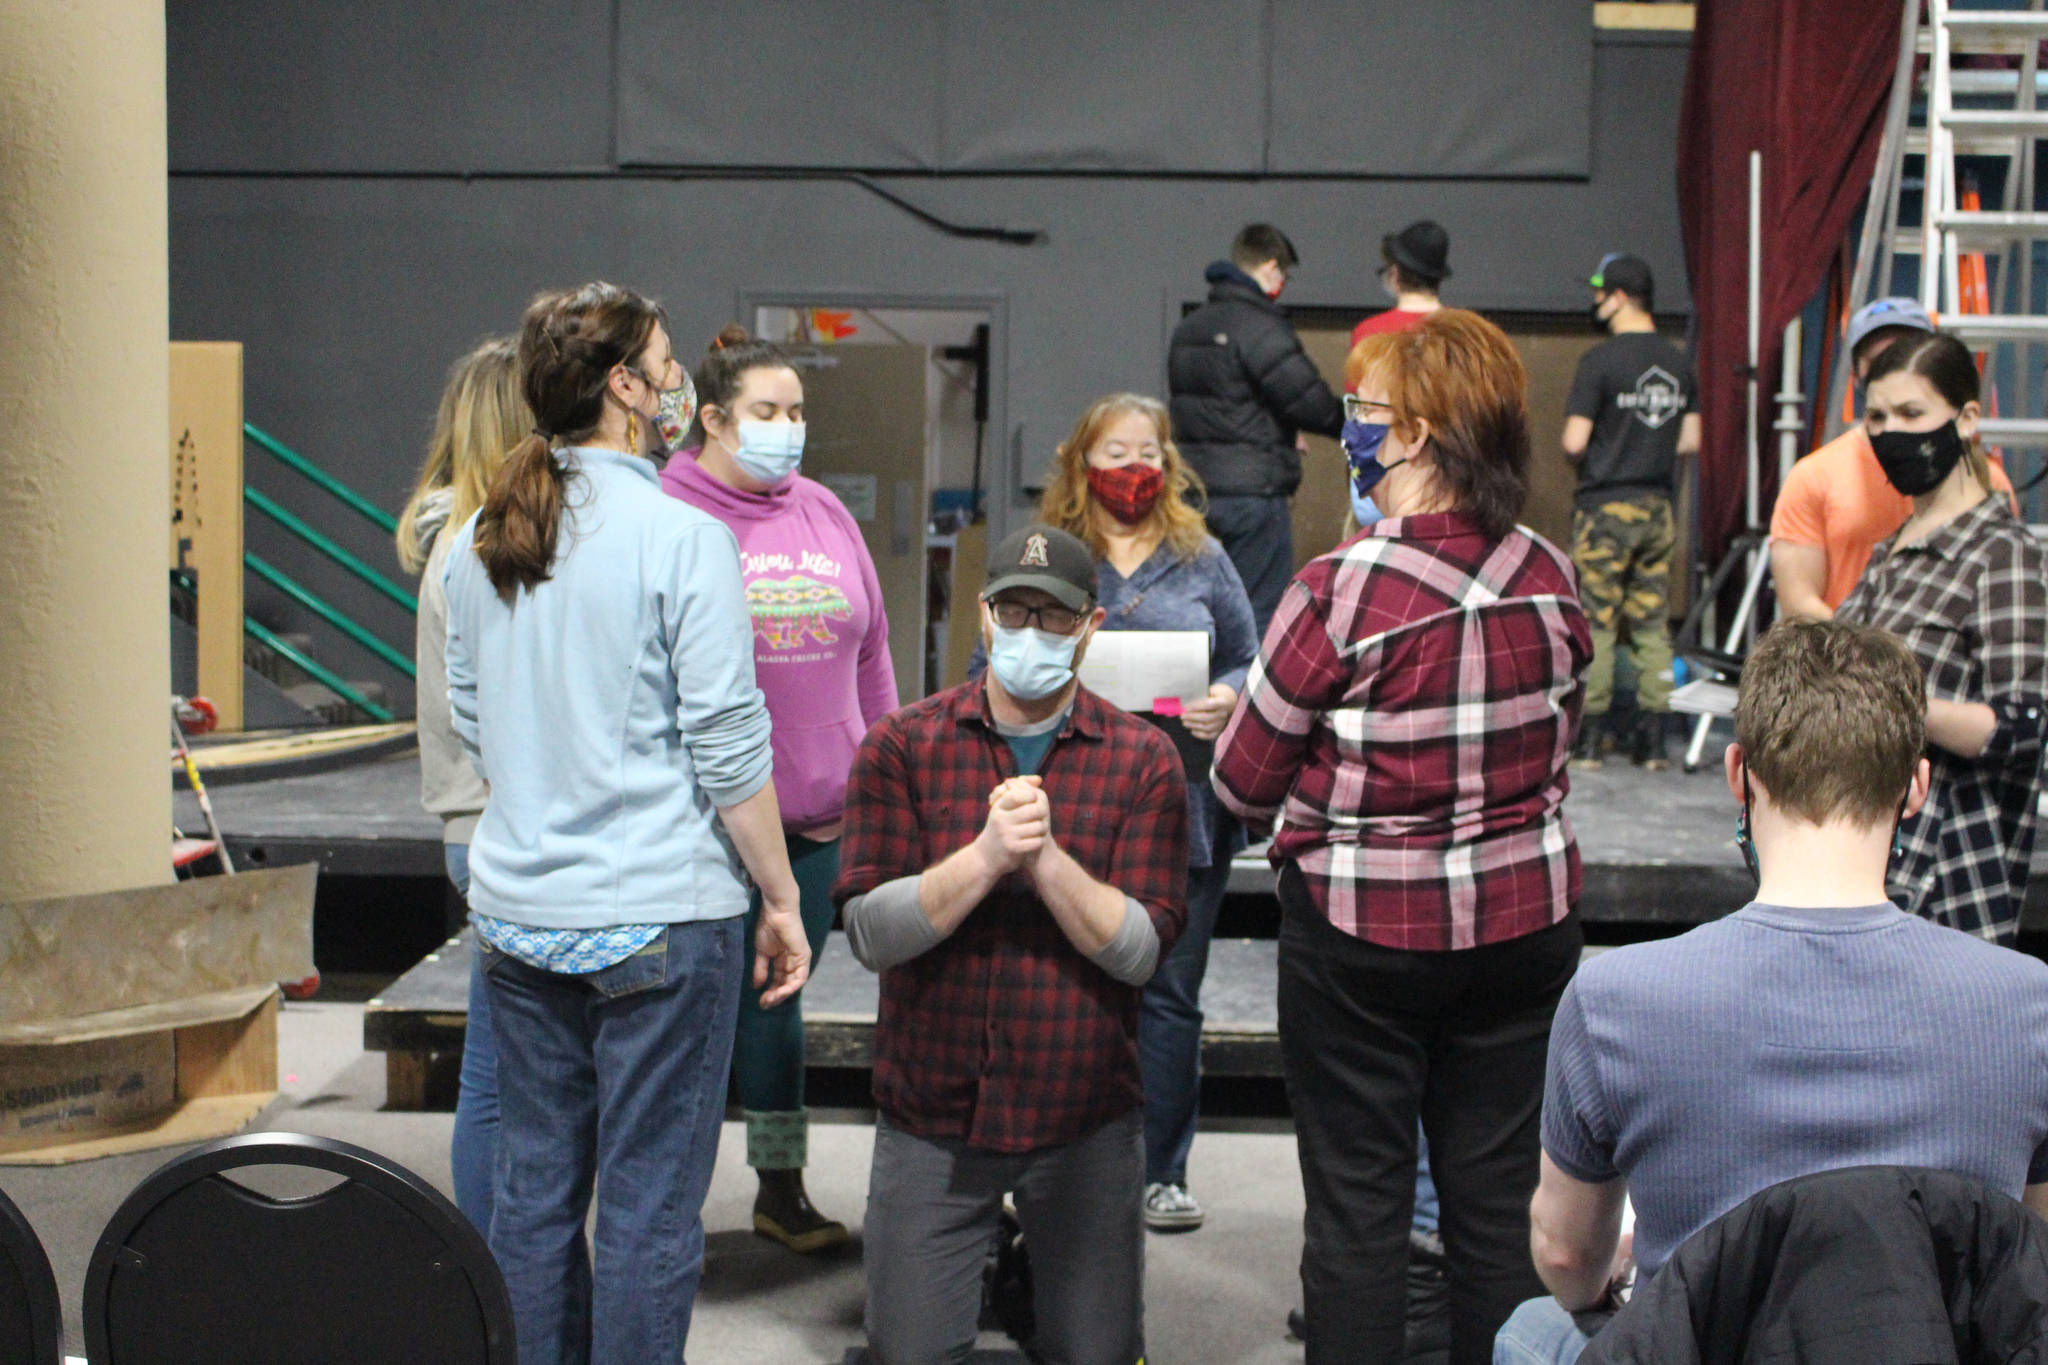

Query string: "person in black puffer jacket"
[1169, 223, 1345, 633]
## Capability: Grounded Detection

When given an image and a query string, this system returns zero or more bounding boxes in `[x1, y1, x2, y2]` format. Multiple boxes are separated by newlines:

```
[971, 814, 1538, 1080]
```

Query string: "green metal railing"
[243, 485, 418, 614]
[244, 551, 415, 678]
[173, 569, 395, 723]
[244, 422, 399, 535]
[221, 423, 419, 720]
[244, 617, 396, 723]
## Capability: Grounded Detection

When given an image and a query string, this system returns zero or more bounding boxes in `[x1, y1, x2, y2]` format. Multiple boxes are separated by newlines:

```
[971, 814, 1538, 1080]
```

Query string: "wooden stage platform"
[176, 745, 2048, 1108]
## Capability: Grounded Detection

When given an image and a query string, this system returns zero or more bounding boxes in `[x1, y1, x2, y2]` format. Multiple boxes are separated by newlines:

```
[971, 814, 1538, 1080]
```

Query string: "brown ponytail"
[472, 282, 665, 593]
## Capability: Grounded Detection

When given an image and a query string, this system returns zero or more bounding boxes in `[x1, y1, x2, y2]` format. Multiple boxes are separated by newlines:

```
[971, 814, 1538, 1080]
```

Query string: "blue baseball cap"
[1846, 297, 1933, 356]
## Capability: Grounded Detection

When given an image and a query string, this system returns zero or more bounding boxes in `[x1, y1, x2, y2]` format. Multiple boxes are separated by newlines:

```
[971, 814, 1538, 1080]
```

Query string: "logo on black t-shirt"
[1615, 366, 1684, 430]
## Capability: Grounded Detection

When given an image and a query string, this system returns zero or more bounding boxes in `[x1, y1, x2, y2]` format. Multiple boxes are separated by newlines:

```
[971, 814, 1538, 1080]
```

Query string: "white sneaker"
[1144, 1181, 1205, 1231]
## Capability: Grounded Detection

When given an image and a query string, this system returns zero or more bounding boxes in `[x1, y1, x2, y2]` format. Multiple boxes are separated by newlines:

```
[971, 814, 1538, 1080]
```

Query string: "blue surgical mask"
[1351, 493, 1384, 530]
[730, 418, 806, 484]
[1341, 418, 1407, 511]
[987, 621, 1083, 701]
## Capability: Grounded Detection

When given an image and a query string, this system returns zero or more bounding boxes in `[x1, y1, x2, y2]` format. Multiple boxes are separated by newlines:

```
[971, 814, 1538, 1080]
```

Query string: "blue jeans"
[480, 917, 744, 1365]
[445, 844, 499, 1234]
[1138, 857, 1231, 1185]
[729, 834, 840, 1123]
[1416, 1128, 1441, 1237]
[1492, 1296, 1601, 1365]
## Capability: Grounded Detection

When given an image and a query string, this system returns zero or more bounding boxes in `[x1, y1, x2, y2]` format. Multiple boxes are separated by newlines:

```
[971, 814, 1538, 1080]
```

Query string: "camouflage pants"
[1572, 494, 1674, 717]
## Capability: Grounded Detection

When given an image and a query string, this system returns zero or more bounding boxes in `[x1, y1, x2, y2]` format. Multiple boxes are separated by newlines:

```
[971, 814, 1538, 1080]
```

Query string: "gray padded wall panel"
[615, 0, 1590, 176]
[167, 0, 615, 171]
[617, 0, 942, 168]
[939, 0, 1266, 172]
[1268, 0, 1593, 176]
[171, 37, 1686, 524]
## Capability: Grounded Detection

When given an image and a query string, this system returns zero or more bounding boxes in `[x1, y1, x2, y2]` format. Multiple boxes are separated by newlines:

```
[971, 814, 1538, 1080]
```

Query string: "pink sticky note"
[1152, 697, 1184, 717]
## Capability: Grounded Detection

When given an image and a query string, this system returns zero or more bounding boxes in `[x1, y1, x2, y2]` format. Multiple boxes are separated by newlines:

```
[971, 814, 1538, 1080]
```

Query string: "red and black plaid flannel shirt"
[834, 680, 1187, 1153]
[1214, 513, 1590, 950]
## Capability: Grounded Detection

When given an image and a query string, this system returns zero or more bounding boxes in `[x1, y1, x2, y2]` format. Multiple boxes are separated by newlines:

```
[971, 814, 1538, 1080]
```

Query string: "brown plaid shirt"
[1839, 494, 2048, 944]
[834, 681, 1188, 1152]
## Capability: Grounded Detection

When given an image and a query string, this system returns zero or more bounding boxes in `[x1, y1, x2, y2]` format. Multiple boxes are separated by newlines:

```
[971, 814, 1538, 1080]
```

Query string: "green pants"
[1572, 494, 1675, 717]
[730, 833, 840, 1168]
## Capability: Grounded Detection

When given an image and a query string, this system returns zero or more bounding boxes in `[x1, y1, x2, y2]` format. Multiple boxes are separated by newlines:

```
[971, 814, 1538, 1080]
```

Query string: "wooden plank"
[1594, 3, 1694, 30]
[176, 993, 277, 1100]
[170, 342, 245, 729]
[190, 723, 415, 769]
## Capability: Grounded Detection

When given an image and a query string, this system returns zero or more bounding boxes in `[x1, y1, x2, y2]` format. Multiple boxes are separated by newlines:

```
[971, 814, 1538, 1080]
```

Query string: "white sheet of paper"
[1076, 630, 1210, 714]
[1669, 678, 1737, 718]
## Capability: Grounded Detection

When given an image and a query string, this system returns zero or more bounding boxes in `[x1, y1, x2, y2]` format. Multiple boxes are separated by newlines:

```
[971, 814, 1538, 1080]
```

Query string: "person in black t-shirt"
[1562, 254, 1699, 770]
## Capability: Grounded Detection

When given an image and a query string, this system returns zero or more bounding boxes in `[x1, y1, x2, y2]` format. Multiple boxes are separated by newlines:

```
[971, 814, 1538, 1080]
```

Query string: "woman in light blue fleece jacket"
[443, 281, 810, 1365]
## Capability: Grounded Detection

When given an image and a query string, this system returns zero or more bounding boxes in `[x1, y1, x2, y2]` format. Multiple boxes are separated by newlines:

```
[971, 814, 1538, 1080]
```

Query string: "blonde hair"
[1037, 393, 1210, 561]
[396, 336, 529, 572]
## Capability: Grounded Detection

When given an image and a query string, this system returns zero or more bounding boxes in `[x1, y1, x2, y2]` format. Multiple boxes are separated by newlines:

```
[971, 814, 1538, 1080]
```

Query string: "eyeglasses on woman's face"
[1344, 395, 1395, 423]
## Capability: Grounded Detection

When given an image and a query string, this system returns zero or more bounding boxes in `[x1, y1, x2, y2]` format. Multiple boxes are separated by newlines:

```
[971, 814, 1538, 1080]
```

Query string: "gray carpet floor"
[0, 1000, 1312, 1363]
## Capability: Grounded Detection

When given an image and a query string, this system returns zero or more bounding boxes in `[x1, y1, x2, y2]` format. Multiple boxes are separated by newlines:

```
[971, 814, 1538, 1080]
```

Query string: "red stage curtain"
[1677, 0, 1903, 566]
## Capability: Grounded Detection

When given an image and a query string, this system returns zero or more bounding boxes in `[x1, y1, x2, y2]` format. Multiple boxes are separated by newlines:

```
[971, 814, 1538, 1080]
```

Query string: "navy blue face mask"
[1341, 418, 1409, 510]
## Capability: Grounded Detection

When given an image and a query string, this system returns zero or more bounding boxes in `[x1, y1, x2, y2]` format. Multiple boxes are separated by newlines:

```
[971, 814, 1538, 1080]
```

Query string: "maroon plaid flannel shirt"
[1214, 513, 1590, 950]
[834, 680, 1188, 1152]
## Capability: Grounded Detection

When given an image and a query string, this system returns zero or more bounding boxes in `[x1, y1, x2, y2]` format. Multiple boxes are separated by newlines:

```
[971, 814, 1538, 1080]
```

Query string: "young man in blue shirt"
[1496, 618, 2048, 1365]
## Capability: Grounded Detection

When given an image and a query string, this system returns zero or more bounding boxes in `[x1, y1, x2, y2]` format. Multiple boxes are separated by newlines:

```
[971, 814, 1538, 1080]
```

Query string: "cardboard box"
[0, 1030, 175, 1152]
[0, 865, 313, 1165]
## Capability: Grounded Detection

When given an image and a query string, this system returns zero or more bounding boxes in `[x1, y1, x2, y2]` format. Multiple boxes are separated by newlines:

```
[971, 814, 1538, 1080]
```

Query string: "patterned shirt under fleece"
[832, 680, 1188, 1153]
[1837, 493, 2048, 945]
[1212, 512, 1591, 951]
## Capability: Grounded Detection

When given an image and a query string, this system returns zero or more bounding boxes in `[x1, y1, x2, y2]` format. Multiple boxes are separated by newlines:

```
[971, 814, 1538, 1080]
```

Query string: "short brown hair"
[1734, 619, 1926, 825]
[1231, 223, 1299, 272]
[1345, 309, 1529, 540]
[1037, 393, 1210, 561]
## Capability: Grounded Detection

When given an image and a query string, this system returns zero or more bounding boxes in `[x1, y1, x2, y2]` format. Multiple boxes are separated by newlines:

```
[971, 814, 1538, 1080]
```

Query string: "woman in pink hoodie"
[661, 326, 898, 1251]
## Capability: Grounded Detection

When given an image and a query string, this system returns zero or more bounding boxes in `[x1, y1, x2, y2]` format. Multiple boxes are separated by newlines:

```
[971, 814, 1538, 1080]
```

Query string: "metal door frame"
[736, 289, 1012, 538]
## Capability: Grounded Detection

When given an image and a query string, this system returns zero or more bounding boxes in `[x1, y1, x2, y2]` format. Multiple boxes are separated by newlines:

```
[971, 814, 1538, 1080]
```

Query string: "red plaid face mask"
[1086, 462, 1165, 525]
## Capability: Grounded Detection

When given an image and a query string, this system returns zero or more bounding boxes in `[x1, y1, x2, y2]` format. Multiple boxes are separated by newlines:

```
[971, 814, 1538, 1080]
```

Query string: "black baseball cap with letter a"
[983, 525, 1097, 613]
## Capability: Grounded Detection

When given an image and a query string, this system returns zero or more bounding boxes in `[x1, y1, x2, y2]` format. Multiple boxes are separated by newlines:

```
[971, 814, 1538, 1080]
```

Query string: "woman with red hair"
[1215, 310, 1592, 1364]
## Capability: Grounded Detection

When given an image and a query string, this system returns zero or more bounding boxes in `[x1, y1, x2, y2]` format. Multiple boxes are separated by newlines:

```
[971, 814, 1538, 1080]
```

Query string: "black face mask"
[1590, 296, 1610, 331]
[1870, 420, 1966, 497]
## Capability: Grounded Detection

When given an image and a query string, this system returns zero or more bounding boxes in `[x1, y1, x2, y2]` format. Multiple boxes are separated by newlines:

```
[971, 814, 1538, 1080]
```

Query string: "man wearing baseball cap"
[1770, 297, 2014, 619]
[1351, 218, 1451, 352]
[836, 523, 1189, 1363]
[1563, 254, 1701, 771]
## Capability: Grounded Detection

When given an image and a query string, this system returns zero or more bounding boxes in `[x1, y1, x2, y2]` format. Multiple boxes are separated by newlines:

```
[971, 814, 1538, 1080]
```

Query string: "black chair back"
[84, 1131, 514, 1364]
[0, 1183, 60, 1365]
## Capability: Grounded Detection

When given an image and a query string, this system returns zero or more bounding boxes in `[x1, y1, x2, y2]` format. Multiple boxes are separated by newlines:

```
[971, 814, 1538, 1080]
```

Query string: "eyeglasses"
[1343, 395, 1395, 422]
[987, 599, 1085, 633]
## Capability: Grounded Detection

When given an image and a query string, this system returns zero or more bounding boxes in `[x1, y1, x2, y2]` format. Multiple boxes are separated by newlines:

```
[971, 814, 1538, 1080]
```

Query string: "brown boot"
[1569, 714, 1608, 771]
[1633, 711, 1674, 772]
[753, 1168, 848, 1253]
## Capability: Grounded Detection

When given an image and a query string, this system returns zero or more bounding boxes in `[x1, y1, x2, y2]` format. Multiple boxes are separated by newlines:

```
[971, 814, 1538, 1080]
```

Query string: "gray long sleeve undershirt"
[843, 875, 1161, 985]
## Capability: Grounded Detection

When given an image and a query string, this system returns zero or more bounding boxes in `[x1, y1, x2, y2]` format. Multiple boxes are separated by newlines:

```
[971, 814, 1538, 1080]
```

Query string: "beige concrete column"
[0, 1, 170, 897]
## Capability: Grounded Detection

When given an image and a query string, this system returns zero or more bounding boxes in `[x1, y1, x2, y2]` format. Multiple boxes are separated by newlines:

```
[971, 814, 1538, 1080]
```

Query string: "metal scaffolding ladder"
[1834, 0, 2048, 459]
[1682, 1, 2048, 774]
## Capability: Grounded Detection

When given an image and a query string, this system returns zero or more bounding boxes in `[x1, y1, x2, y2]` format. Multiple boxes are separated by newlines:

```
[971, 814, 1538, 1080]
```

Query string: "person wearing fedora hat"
[1351, 219, 1451, 350]
[836, 522, 1190, 1362]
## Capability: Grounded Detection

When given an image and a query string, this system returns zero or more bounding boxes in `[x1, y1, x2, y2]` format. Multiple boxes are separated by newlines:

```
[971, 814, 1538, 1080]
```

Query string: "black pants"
[1205, 494, 1294, 638]
[1277, 865, 1581, 1365]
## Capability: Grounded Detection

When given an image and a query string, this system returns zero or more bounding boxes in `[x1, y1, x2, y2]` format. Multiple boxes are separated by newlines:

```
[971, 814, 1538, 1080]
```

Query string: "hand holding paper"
[1181, 683, 1239, 741]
